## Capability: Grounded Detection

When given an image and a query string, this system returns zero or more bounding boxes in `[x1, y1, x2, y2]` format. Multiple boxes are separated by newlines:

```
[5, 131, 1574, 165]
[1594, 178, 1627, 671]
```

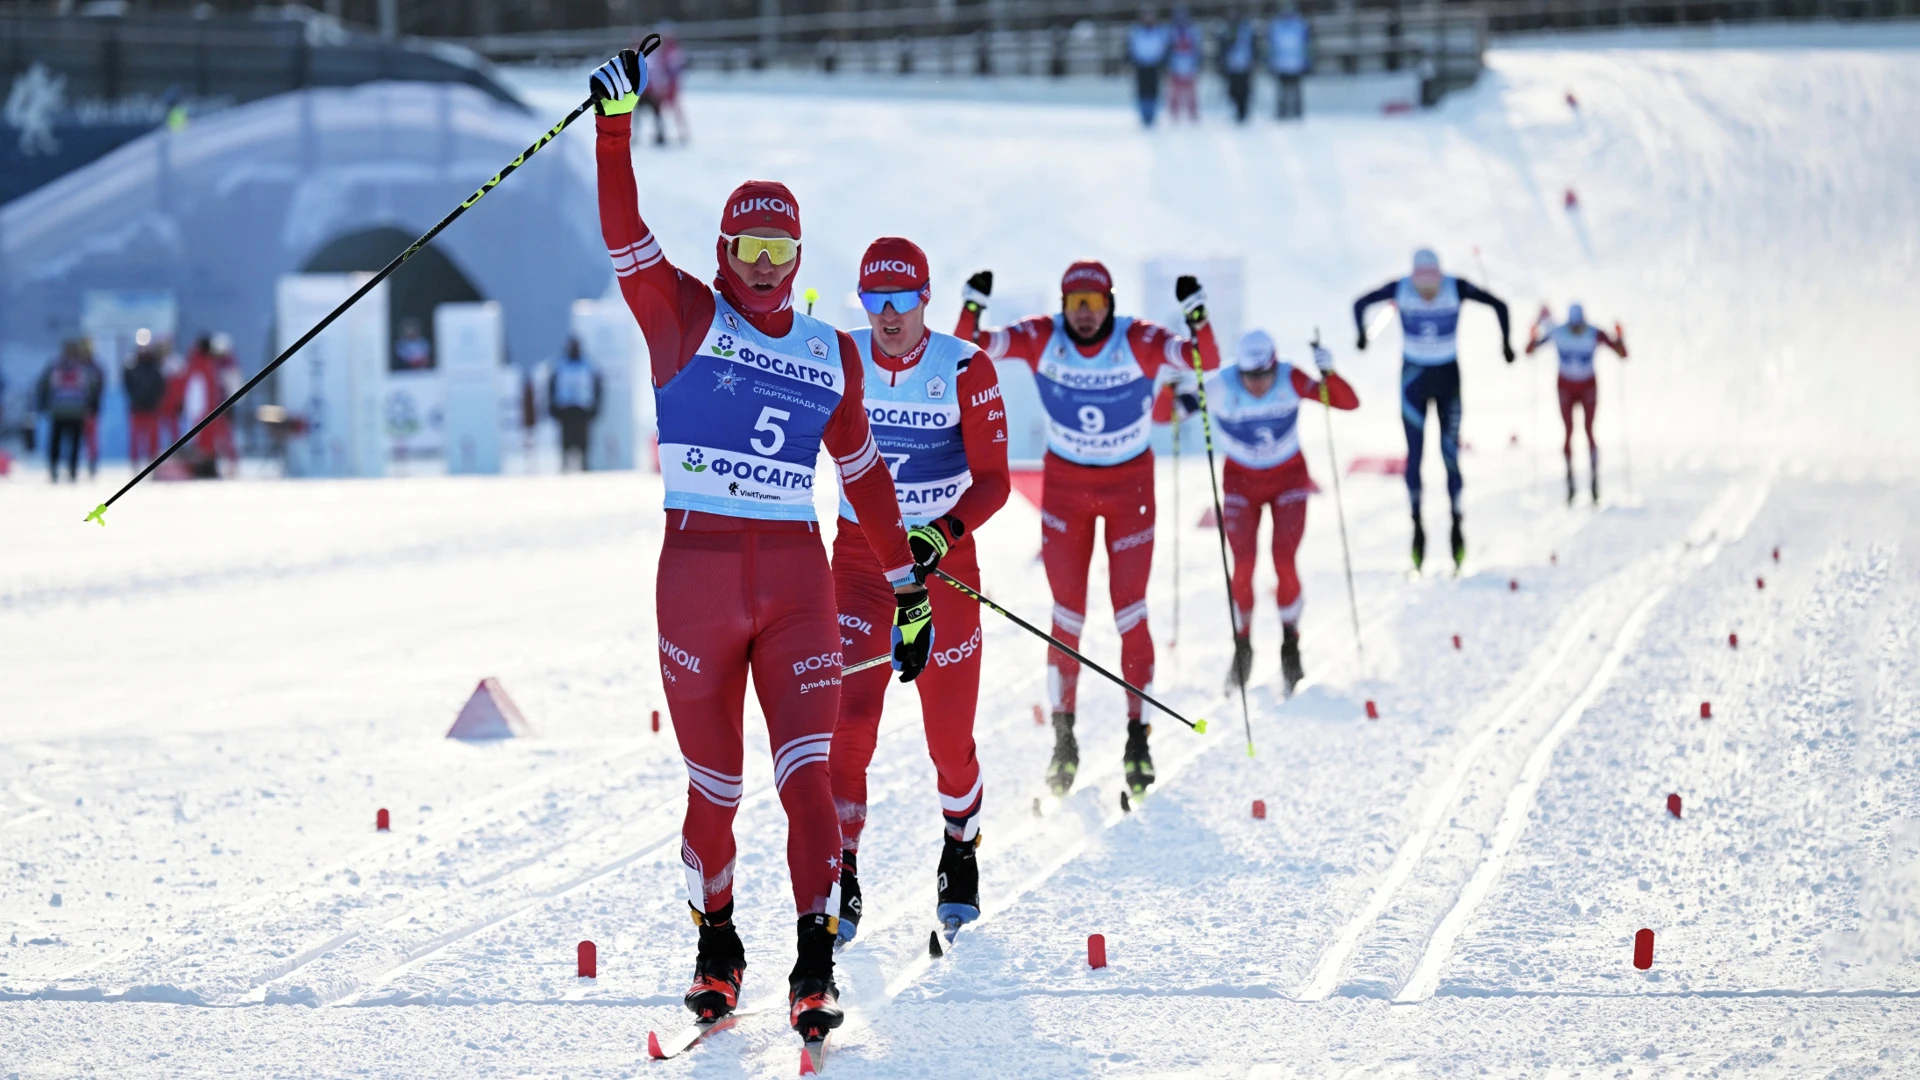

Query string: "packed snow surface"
[4, 27, 1919, 1077]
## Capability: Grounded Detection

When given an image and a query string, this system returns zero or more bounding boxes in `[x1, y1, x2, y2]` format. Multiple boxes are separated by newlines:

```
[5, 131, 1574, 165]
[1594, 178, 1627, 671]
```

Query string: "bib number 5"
[750, 407, 791, 456]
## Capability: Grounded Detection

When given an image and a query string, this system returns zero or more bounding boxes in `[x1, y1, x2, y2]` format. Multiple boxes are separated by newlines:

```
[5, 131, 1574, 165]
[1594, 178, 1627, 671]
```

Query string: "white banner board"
[436, 301, 503, 475]
[569, 299, 640, 472]
[277, 273, 387, 478]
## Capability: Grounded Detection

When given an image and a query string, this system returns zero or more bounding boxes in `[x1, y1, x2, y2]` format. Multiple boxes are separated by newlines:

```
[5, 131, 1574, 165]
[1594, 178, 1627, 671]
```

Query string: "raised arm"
[1291, 367, 1359, 409]
[943, 349, 1011, 536]
[953, 270, 1053, 369]
[1599, 326, 1628, 359]
[823, 332, 916, 586]
[1456, 278, 1514, 354]
[594, 110, 717, 388]
[1352, 280, 1398, 347]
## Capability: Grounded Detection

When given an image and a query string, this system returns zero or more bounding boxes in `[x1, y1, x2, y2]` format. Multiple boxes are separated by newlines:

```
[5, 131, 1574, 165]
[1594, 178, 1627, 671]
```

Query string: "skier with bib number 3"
[1352, 249, 1512, 572]
[956, 262, 1218, 799]
[828, 238, 1011, 948]
[591, 49, 935, 1046]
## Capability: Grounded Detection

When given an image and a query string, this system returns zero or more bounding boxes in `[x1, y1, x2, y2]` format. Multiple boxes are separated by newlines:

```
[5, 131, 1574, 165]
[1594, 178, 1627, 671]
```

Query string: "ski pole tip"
[83, 503, 108, 527]
[803, 287, 819, 305]
[1246, 742, 1257, 759]
[1192, 718, 1208, 734]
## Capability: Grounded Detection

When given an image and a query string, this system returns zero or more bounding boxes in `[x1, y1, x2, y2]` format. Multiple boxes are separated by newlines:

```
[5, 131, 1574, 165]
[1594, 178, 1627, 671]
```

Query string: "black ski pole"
[931, 568, 1208, 734]
[1313, 329, 1366, 675]
[82, 35, 662, 527]
[1186, 342, 1256, 758]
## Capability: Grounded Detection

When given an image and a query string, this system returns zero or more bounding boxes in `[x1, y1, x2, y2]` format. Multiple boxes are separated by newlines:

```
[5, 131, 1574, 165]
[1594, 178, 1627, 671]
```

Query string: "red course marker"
[1087, 933, 1107, 969]
[1633, 928, 1655, 970]
[1508, 578, 1519, 592]
[1772, 546, 1780, 562]
[1729, 632, 1739, 648]
[1452, 634, 1462, 650]
[1756, 576, 1765, 590]
[1700, 701, 1713, 719]
[651, 709, 660, 733]
[1564, 187, 1580, 210]
[578, 940, 597, 979]
[1252, 800, 1267, 820]
[376, 808, 390, 832]
[1365, 700, 1380, 720]
[1667, 793, 1683, 818]
[1033, 704, 1045, 726]
[1550, 552, 1559, 566]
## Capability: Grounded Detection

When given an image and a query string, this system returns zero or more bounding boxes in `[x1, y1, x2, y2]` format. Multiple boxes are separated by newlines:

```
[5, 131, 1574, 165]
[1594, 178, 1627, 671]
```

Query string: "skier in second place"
[956, 262, 1216, 798]
[1211, 330, 1358, 697]
[1526, 302, 1627, 505]
[1353, 248, 1512, 571]
[591, 50, 935, 1043]
[829, 238, 1010, 946]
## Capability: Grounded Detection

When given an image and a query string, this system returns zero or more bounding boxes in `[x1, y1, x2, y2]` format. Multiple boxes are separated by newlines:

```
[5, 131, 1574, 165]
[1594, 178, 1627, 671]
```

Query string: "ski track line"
[1301, 475, 1765, 1001]
[1394, 474, 1773, 1003]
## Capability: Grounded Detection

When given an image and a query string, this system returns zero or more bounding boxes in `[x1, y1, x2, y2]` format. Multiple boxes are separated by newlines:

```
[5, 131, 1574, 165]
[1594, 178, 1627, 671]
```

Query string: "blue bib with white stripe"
[1396, 276, 1463, 366]
[1546, 323, 1601, 380]
[1035, 314, 1155, 466]
[1206, 364, 1304, 469]
[656, 297, 845, 521]
[838, 329, 973, 526]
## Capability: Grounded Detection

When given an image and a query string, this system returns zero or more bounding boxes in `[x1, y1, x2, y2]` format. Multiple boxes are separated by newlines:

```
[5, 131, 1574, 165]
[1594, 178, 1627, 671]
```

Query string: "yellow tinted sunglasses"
[724, 233, 801, 266]
[1063, 290, 1110, 315]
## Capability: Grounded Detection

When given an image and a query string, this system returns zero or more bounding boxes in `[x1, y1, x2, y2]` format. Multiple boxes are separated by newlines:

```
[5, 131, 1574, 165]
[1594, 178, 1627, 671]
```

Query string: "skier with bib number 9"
[955, 261, 1218, 799]
[591, 49, 934, 1045]
[828, 237, 1010, 948]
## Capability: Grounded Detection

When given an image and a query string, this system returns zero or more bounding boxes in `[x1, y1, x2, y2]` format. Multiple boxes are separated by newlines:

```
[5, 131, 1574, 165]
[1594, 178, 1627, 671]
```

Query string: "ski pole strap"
[931, 569, 1206, 734]
[83, 35, 663, 526]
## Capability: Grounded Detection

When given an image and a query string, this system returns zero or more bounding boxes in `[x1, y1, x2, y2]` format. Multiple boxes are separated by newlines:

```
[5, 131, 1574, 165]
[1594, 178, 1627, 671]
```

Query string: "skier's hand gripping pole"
[930, 569, 1207, 735]
[1176, 276, 1256, 759]
[81, 34, 664, 527]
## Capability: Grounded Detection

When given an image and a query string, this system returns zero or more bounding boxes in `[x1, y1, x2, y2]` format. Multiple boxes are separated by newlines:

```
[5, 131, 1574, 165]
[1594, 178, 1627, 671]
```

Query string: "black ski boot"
[834, 850, 862, 945]
[1565, 464, 1577, 506]
[1411, 515, 1427, 571]
[1123, 719, 1155, 797]
[788, 913, 844, 1038]
[1047, 711, 1079, 795]
[1226, 633, 1253, 690]
[1591, 456, 1601, 505]
[935, 832, 981, 932]
[685, 901, 746, 1021]
[1280, 624, 1305, 697]
[1450, 512, 1466, 570]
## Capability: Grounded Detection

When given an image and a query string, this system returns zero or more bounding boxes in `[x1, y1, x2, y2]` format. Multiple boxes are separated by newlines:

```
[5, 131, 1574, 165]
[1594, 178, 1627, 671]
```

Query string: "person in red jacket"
[590, 49, 933, 1043]
[956, 262, 1218, 799]
[828, 238, 1010, 946]
[165, 333, 238, 477]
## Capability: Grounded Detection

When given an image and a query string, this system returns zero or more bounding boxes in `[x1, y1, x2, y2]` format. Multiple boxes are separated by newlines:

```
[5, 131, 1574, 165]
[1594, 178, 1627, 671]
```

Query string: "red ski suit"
[596, 111, 916, 918]
[956, 307, 1218, 720]
[830, 334, 1010, 851]
[1222, 369, 1359, 631]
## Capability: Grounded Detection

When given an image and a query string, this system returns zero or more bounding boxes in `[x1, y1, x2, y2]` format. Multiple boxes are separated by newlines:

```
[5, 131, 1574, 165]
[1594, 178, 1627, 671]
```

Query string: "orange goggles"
[1062, 290, 1110, 315]
[724, 233, 801, 266]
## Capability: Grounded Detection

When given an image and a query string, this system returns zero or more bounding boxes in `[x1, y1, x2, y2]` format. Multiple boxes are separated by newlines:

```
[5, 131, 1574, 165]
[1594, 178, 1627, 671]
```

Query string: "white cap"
[210, 331, 234, 355]
[1567, 303, 1585, 325]
[1235, 329, 1278, 372]
[1412, 248, 1441, 275]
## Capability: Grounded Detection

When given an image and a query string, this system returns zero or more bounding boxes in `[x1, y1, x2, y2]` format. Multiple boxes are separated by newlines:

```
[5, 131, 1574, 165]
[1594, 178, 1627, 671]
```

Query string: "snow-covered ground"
[5, 27, 1919, 1077]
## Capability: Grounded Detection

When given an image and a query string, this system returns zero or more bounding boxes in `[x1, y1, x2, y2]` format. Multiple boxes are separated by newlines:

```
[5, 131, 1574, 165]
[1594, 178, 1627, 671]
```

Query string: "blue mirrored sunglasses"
[858, 289, 924, 315]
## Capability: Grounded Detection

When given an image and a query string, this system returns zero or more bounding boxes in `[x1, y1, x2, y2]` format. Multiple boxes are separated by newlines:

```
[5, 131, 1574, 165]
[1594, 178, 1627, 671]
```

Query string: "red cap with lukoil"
[859, 237, 929, 293]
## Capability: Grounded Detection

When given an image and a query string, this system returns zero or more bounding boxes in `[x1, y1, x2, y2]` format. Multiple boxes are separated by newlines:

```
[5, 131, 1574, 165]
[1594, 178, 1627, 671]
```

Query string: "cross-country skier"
[590, 48, 935, 1044]
[1211, 330, 1359, 697]
[1525, 303, 1626, 505]
[829, 238, 1011, 946]
[955, 262, 1218, 798]
[1353, 248, 1512, 571]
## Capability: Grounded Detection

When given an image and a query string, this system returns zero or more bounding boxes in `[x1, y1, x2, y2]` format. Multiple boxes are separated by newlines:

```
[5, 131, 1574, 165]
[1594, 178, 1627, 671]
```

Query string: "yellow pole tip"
[1246, 742, 1257, 759]
[84, 504, 108, 526]
[1193, 718, 1208, 734]
[803, 287, 819, 303]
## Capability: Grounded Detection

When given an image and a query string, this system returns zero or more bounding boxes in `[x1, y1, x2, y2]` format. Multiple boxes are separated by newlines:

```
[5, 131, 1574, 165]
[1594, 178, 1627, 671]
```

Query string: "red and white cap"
[1060, 259, 1113, 295]
[858, 236, 928, 293]
[721, 180, 801, 238]
[1235, 329, 1278, 372]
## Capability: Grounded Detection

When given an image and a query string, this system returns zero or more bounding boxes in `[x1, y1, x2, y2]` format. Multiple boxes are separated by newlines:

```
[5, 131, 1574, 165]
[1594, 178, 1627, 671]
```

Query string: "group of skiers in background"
[29, 331, 241, 483]
[580, 43, 1629, 1058]
[1129, 3, 1312, 126]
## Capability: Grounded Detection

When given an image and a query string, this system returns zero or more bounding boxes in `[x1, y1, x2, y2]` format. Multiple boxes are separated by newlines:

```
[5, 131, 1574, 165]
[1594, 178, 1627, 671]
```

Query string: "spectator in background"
[1128, 7, 1171, 128]
[638, 24, 690, 146]
[159, 334, 186, 445]
[76, 338, 104, 477]
[1269, 0, 1310, 119]
[1221, 7, 1258, 123]
[166, 333, 236, 478]
[548, 337, 601, 472]
[1166, 5, 1202, 122]
[124, 337, 168, 467]
[36, 339, 99, 483]
[394, 317, 433, 370]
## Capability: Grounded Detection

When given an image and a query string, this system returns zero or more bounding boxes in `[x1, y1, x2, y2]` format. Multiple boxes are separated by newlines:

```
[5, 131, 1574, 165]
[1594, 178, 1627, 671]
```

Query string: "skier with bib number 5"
[955, 262, 1218, 799]
[828, 237, 1011, 947]
[590, 49, 935, 1046]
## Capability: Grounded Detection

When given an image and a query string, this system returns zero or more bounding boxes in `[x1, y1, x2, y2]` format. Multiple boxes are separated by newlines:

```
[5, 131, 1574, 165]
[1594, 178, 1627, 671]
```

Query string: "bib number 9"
[751, 407, 792, 456]
[1077, 405, 1105, 434]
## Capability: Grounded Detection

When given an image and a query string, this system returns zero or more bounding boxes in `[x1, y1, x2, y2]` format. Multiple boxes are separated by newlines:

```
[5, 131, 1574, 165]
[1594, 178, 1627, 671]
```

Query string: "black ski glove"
[1175, 275, 1207, 329]
[1502, 341, 1516, 364]
[588, 49, 647, 117]
[962, 270, 993, 314]
[891, 586, 935, 683]
[906, 515, 963, 583]
[1356, 327, 1369, 351]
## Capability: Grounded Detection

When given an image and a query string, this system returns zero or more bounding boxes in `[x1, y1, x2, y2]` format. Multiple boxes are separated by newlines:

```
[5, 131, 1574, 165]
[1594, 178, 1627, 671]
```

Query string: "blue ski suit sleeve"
[1352, 280, 1399, 335]
[1456, 279, 1513, 345]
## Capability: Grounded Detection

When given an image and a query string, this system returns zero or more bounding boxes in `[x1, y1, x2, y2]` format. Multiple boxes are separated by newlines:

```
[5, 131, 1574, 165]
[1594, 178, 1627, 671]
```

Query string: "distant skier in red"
[956, 262, 1218, 799]
[828, 237, 1010, 946]
[1526, 303, 1626, 504]
[591, 48, 935, 1044]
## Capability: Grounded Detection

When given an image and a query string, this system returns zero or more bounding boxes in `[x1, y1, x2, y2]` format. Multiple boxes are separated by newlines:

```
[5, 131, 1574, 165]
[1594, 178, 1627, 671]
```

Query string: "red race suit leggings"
[829, 526, 984, 850]
[1558, 375, 1598, 465]
[1223, 456, 1314, 632]
[1040, 451, 1156, 720]
[657, 511, 844, 918]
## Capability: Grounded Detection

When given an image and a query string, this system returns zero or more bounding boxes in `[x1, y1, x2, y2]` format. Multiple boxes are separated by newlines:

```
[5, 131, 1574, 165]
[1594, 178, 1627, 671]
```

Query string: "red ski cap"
[858, 237, 928, 292]
[1060, 259, 1113, 295]
[721, 180, 800, 238]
